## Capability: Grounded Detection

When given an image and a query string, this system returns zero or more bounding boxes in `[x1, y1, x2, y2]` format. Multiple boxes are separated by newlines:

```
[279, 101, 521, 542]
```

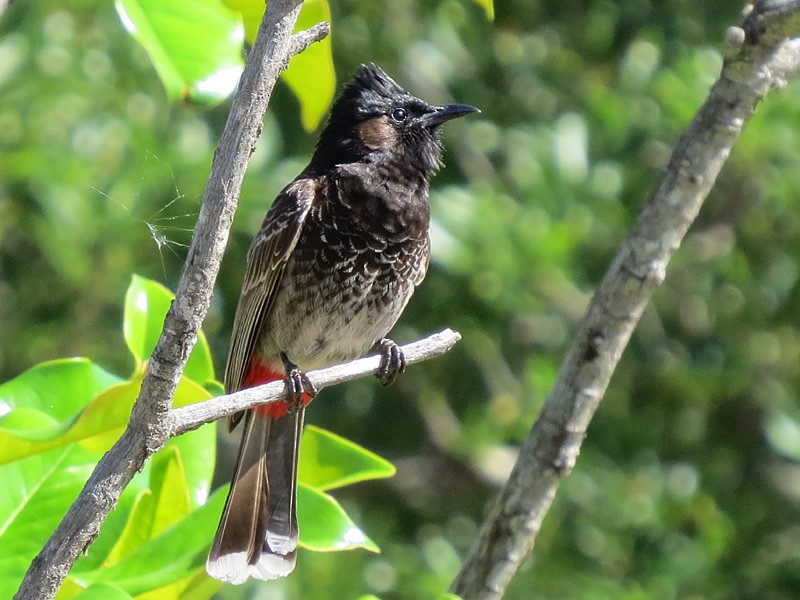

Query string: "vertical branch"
[449, 3, 800, 599]
[13, 2, 329, 598]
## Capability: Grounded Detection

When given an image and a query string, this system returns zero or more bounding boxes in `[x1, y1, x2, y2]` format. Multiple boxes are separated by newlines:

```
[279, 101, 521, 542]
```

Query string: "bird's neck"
[328, 160, 431, 243]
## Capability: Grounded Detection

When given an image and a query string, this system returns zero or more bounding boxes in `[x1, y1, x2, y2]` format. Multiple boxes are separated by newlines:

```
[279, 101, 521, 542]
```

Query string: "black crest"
[334, 64, 420, 120]
[310, 64, 477, 174]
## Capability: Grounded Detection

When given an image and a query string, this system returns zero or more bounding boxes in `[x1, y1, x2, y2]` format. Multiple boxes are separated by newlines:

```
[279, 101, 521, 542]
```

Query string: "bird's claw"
[281, 352, 317, 414]
[376, 337, 405, 386]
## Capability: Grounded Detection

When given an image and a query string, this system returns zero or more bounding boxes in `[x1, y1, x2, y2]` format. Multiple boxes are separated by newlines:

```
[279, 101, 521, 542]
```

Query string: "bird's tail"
[206, 407, 305, 584]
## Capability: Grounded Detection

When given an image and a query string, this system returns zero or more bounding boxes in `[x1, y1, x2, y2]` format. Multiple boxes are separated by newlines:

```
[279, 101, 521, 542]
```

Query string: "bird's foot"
[281, 352, 317, 414]
[376, 337, 406, 386]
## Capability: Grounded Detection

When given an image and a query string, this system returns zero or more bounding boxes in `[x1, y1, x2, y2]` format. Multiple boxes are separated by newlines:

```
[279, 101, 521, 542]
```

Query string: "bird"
[206, 63, 478, 584]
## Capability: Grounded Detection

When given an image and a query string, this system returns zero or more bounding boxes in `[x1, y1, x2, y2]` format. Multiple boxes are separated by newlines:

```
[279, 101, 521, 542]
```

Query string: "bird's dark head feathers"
[335, 64, 427, 121]
[311, 64, 477, 176]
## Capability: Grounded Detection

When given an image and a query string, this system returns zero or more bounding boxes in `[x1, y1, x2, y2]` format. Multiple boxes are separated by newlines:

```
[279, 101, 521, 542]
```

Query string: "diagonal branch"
[449, 2, 800, 599]
[13, 2, 328, 598]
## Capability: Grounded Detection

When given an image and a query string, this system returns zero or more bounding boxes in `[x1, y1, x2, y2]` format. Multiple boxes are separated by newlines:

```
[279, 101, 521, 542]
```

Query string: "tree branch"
[288, 22, 331, 62]
[449, 3, 800, 599]
[14, 2, 326, 598]
[170, 329, 462, 436]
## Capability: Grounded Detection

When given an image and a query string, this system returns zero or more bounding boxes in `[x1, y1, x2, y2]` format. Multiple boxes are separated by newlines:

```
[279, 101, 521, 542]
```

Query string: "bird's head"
[312, 64, 478, 175]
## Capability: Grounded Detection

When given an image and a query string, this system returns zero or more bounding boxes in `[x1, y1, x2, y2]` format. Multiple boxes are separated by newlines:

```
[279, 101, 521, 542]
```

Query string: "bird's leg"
[280, 352, 317, 413]
[375, 337, 406, 386]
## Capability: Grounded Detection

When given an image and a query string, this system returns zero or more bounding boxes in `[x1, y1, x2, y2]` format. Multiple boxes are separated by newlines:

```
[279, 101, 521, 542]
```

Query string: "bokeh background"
[3, 0, 800, 598]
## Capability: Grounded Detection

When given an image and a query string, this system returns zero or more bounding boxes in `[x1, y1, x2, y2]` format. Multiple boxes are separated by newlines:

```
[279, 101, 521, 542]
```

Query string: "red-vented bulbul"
[206, 63, 477, 584]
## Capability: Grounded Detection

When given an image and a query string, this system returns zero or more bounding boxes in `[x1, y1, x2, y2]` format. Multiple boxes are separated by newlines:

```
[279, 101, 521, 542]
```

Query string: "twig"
[449, 2, 800, 599]
[287, 22, 331, 63]
[13, 2, 327, 598]
[170, 329, 462, 436]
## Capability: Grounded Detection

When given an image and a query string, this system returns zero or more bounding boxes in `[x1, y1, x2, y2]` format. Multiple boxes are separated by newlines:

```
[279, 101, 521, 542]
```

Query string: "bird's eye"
[391, 108, 407, 123]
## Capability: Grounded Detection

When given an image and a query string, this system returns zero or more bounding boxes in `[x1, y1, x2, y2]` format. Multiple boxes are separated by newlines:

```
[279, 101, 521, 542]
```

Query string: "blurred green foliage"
[2, 0, 800, 599]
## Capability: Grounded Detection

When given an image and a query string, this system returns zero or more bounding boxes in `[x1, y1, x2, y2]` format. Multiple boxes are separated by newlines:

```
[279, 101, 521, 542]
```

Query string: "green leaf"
[104, 447, 191, 565]
[299, 425, 396, 491]
[104, 489, 158, 567]
[203, 379, 225, 398]
[72, 583, 134, 600]
[282, 0, 336, 131]
[223, 0, 335, 131]
[76, 374, 215, 510]
[74, 488, 227, 595]
[297, 483, 379, 553]
[123, 275, 215, 384]
[71, 417, 215, 577]
[471, 0, 494, 20]
[0, 358, 122, 423]
[147, 446, 193, 533]
[0, 445, 107, 599]
[162, 410, 216, 510]
[0, 359, 122, 464]
[115, 0, 244, 104]
[437, 595, 465, 600]
[220, 0, 263, 42]
[0, 396, 214, 596]
[176, 569, 223, 600]
[135, 571, 214, 600]
[0, 368, 211, 465]
[0, 271, 218, 595]
[57, 576, 86, 599]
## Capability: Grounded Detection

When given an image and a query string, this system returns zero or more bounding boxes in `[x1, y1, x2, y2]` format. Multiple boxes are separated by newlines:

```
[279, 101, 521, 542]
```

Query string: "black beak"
[417, 103, 480, 127]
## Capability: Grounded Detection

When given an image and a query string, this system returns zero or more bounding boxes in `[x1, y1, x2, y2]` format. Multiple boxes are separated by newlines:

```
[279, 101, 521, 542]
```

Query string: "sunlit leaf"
[220, 0, 263, 42]
[162, 411, 216, 510]
[297, 483, 379, 553]
[203, 379, 225, 398]
[0, 358, 122, 423]
[471, 0, 494, 20]
[0, 445, 124, 599]
[282, 0, 335, 131]
[105, 489, 157, 568]
[70, 423, 215, 577]
[223, 0, 335, 131]
[115, 0, 244, 104]
[0, 359, 122, 464]
[147, 447, 193, 534]
[176, 569, 223, 600]
[0, 369, 211, 465]
[71, 583, 134, 600]
[0, 398, 214, 596]
[299, 425, 395, 491]
[123, 275, 215, 384]
[104, 447, 191, 566]
[57, 576, 86, 600]
[73, 488, 227, 595]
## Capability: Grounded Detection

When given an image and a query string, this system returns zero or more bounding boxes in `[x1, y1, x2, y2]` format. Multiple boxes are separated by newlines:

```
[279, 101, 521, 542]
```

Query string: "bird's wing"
[224, 177, 320, 396]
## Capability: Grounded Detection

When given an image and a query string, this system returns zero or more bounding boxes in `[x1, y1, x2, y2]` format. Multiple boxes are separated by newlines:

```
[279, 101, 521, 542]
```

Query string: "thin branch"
[288, 22, 331, 61]
[170, 329, 462, 436]
[449, 3, 800, 599]
[14, 2, 325, 598]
